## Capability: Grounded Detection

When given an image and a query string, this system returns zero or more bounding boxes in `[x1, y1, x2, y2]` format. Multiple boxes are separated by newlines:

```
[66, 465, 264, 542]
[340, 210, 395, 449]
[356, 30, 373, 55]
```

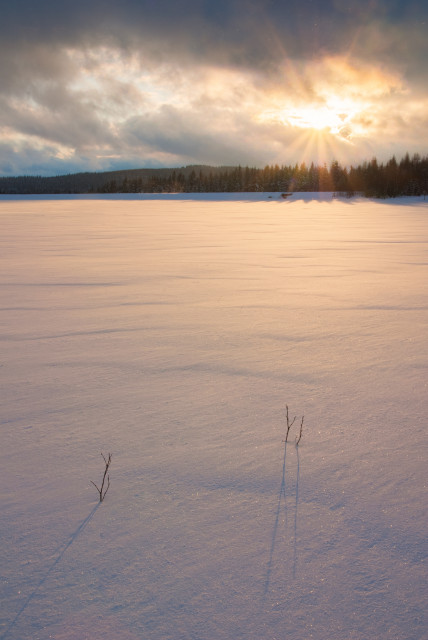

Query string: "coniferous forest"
[0, 153, 427, 198]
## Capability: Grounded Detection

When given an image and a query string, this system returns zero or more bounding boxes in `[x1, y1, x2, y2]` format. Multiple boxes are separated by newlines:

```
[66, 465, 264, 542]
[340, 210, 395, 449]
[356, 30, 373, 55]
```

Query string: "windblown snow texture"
[0, 193, 427, 640]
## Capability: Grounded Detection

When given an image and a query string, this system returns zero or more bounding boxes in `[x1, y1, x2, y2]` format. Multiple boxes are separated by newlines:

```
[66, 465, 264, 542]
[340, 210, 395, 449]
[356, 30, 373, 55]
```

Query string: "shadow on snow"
[263, 442, 301, 601]
[1, 503, 100, 640]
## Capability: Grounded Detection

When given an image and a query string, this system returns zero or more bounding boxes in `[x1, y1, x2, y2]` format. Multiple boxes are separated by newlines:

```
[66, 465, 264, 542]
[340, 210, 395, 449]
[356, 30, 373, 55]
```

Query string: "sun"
[279, 94, 362, 139]
[259, 92, 362, 142]
[284, 105, 348, 134]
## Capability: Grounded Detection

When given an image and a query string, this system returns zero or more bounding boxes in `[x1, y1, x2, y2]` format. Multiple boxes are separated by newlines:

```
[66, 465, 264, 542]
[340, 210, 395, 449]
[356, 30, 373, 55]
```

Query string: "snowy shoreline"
[0, 191, 427, 205]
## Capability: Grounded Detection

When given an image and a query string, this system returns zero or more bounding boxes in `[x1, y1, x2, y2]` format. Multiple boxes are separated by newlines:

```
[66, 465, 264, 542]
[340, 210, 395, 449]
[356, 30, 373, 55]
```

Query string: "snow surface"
[0, 193, 427, 640]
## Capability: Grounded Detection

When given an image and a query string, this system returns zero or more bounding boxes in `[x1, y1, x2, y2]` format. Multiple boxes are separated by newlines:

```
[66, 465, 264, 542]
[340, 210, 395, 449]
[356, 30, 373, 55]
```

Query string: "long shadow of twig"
[263, 442, 288, 600]
[293, 446, 300, 579]
[1, 503, 100, 640]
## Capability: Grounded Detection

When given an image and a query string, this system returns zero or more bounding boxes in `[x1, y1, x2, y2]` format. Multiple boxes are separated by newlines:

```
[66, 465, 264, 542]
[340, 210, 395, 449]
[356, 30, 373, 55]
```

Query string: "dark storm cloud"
[3, 0, 427, 69]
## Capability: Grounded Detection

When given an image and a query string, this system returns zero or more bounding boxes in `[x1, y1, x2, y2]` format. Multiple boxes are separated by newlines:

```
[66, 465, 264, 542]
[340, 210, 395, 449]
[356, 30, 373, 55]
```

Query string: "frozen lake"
[0, 194, 427, 640]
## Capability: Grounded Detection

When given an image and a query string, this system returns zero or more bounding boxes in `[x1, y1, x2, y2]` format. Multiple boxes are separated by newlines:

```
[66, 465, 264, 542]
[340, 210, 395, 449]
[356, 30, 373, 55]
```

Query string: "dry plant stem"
[91, 452, 112, 502]
[284, 404, 297, 442]
[295, 417, 304, 446]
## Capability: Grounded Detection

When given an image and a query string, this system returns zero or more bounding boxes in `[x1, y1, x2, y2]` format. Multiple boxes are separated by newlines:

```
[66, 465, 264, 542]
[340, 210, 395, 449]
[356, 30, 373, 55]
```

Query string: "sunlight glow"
[259, 94, 366, 143]
[282, 104, 352, 135]
[256, 54, 406, 157]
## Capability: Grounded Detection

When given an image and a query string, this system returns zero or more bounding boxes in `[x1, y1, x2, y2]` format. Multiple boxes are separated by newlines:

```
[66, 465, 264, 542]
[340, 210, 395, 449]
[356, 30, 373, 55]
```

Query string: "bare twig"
[295, 416, 304, 446]
[91, 452, 112, 502]
[283, 404, 297, 442]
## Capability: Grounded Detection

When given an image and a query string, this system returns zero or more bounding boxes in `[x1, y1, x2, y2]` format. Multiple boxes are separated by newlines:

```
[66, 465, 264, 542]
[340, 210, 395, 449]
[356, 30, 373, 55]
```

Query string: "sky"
[1, 0, 428, 176]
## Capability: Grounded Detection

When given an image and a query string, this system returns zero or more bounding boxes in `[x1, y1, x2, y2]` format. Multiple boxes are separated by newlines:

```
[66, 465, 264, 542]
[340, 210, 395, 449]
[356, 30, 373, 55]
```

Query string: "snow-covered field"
[0, 193, 427, 640]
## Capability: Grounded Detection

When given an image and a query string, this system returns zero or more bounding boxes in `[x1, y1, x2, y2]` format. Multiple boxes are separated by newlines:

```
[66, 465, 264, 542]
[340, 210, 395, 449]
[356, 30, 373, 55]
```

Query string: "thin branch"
[102, 474, 111, 500]
[91, 453, 112, 502]
[295, 416, 304, 446]
[284, 404, 297, 442]
[90, 480, 101, 493]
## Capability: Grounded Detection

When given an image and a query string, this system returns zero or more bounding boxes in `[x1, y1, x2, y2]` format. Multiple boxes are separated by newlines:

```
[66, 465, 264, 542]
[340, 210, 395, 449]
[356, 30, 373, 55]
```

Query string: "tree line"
[1, 154, 427, 197]
[0, 165, 232, 195]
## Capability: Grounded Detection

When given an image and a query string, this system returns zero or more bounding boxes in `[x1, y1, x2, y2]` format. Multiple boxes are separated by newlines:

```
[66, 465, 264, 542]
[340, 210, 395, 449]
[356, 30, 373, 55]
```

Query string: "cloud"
[1, 1, 427, 175]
